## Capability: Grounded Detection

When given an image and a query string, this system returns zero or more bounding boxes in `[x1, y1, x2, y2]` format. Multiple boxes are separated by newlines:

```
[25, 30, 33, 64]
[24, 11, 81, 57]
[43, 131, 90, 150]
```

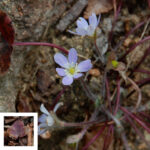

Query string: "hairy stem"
[80, 78, 96, 102]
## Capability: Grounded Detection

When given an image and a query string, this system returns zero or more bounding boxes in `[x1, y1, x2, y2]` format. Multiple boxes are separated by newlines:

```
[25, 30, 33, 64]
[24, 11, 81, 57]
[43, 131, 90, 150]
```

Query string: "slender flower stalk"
[120, 131, 131, 150]
[13, 42, 68, 54]
[139, 112, 150, 121]
[132, 46, 150, 72]
[114, 19, 147, 51]
[126, 78, 150, 99]
[82, 125, 106, 150]
[103, 125, 114, 150]
[119, 36, 150, 61]
[50, 87, 67, 110]
[108, 0, 122, 42]
[93, 38, 104, 63]
[120, 107, 150, 133]
[105, 75, 112, 111]
[114, 79, 121, 115]
[80, 78, 96, 102]
[134, 68, 150, 75]
[126, 115, 150, 148]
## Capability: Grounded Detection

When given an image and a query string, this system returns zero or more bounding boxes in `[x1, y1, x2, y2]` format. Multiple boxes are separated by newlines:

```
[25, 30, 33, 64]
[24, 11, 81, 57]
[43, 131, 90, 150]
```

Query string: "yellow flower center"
[111, 60, 118, 68]
[69, 67, 75, 75]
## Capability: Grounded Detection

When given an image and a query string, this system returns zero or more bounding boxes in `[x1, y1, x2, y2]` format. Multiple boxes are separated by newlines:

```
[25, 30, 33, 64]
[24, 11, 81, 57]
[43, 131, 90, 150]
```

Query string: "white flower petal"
[76, 28, 87, 36]
[73, 73, 83, 79]
[54, 102, 63, 113]
[68, 48, 78, 64]
[68, 30, 79, 35]
[78, 60, 92, 72]
[39, 114, 47, 123]
[87, 25, 95, 36]
[62, 76, 73, 85]
[38, 123, 48, 128]
[89, 13, 97, 28]
[40, 104, 50, 116]
[38, 124, 48, 135]
[56, 68, 66, 76]
[47, 115, 54, 126]
[97, 14, 101, 26]
[54, 53, 68, 68]
[77, 17, 88, 29]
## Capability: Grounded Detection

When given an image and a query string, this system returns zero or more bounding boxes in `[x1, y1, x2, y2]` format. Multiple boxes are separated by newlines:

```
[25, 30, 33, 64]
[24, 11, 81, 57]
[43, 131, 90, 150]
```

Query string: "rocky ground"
[0, 0, 150, 150]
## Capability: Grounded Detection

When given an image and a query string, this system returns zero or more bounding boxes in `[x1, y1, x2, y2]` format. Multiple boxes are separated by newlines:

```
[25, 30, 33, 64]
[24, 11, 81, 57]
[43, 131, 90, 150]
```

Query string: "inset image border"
[0, 113, 38, 150]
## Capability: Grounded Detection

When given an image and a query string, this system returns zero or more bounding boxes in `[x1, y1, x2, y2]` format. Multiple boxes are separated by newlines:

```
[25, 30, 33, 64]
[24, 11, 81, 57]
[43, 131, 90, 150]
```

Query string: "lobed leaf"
[0, 10, 14, 45]
[7, 120, 26, 139]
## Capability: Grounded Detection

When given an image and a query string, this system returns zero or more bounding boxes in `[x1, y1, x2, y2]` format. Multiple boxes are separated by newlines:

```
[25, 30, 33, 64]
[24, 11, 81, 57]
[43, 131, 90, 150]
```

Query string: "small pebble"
[89, 68, 100, 77]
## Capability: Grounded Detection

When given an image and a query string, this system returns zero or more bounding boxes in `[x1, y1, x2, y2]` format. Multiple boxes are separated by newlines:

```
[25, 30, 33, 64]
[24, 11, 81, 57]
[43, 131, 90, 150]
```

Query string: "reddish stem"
[50, 87, 67, 110]
[82, 125, 106, 150]
[103, 125, 114, 150]
[134, 68, 150, 75]
[109, 0, 122, 42]
[125, 115, 150, 148]
[114, 79, 121, 115]
[119, 36, 150, 61]
[133, 112, 150, 125]
[120, 107, 150, 133]
[136, 78, 150, 86]
[126, 77, 150, 99]
[105, 75, 112, 111]
[114, 20, 146, 51]
[94, 39, 102, 60]
[139, 112, 150, 122]
[13, 42, 68, 54]
[132, 46, 150, 72]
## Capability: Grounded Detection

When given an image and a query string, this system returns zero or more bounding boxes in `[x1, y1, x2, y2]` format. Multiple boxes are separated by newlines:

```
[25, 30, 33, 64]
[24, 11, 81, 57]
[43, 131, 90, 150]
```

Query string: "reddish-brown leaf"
[0, 10, 15, 74]
[0, 38, 13, 74]
[0, 10, 14, 45]
[7, 120, 26, 139]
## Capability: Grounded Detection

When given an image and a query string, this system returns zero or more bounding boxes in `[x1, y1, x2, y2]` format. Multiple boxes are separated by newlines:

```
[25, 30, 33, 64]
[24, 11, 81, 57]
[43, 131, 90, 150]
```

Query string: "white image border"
[0, 112, 38, 150]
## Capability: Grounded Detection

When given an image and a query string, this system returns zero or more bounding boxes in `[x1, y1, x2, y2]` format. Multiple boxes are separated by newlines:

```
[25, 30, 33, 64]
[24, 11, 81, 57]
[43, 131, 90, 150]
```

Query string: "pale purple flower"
[68, 13, 100, 37]
[38, 103, 63, 135]
[54, 48, 92, 85]
[38, 104, 54, 135]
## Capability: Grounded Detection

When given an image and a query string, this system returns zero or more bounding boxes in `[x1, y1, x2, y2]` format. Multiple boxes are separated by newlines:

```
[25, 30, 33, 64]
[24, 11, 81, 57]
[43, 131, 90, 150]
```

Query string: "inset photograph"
[4, 116, 33, 146]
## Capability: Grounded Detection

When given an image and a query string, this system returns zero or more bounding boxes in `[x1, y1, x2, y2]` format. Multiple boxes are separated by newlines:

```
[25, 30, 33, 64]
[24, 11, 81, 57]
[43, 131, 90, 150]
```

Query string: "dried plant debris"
[0, 0, 150, 150]
[84, 0, 113, 19]
[57, 0, 88, 32]
[4, 116, 33, 146]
